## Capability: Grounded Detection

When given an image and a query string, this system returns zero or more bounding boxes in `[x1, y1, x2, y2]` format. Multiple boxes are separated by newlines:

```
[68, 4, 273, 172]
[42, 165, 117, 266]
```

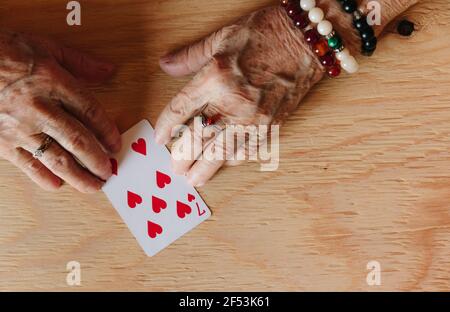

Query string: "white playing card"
[103, 120, 211, 257]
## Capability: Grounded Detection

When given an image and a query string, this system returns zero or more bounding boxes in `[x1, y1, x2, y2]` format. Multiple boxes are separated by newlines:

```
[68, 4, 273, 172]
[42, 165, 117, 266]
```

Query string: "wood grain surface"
[0, 0, 449, 291]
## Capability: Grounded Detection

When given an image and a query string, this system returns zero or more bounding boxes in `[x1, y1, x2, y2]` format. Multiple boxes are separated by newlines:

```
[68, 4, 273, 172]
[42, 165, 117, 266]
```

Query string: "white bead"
[308, 7, 324, 23]
[317, 20, 333, 36]
[341, 56, 359, 74]
[335, 48, 350, 61]
[300, 0, 316, 11]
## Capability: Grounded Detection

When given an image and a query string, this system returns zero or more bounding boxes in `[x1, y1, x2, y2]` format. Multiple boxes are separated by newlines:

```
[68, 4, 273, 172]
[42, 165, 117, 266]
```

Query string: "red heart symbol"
[188, 194, 196, 202]
[132, 138, 147, 156]
[176, 201, 192, 219]
[147, 221, 163, 239]
[127, 191, 142, 208]
[152, 196, 167, 214]
[110, 158, 118, 176]
[156, 171, 172, 189]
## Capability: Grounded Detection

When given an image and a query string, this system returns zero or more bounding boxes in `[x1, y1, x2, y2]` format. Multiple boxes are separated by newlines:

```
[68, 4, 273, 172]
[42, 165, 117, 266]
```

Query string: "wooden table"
[0, 0, 449, 291]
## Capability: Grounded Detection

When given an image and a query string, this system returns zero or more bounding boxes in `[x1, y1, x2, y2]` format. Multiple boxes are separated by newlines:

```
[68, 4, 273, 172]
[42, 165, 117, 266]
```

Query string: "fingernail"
[187, 173, 204, 188]
[172, 165, 187, 176]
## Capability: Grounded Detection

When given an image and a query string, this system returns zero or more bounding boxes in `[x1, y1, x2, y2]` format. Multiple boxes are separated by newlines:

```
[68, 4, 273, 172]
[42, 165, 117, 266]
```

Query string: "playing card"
[103, 120, 211, 257]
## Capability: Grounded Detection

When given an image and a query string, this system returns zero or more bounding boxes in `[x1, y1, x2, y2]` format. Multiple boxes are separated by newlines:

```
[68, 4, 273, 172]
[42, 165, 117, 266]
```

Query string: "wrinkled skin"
[0, 0, 419, 192]
[0, 30, 121, 193]
[156, 0, 419, 187]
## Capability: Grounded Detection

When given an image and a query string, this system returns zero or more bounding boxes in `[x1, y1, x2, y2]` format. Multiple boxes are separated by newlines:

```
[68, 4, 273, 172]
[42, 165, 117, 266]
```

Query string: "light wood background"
[0, 0, 449, 291]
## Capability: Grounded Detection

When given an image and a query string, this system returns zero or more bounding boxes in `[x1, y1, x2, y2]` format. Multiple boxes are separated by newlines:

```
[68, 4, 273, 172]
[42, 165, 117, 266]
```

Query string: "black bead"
[397, 19, 415, 36]
[353, 17, 369, 31]
[342, 0, 357, 13]
[360, 27, 375, 41]
[362, 36, 377, 51]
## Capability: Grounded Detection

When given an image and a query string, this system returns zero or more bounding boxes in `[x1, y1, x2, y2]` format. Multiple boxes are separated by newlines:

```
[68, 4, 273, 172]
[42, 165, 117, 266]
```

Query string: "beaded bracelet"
[281, 0, 359, 77]
[301, 0, 359, 74]
[336, 0, 378, 56]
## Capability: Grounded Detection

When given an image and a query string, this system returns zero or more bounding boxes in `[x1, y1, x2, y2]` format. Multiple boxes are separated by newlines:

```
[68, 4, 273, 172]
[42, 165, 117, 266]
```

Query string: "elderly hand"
[155, 0, 418, 187]
[0, 30, 121, 193]
[155, 6, 323, 187]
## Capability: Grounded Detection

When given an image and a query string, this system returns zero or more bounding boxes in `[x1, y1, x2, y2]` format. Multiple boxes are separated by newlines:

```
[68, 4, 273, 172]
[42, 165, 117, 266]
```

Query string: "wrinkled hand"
[155, 6, 323, 187]
[0, 30, 121, 193]
[156, 0, 419, 187]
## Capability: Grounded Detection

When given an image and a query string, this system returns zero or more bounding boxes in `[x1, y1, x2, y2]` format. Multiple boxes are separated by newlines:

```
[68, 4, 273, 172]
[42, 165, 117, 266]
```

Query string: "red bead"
[293, 12, 309, 29]
[304, 28, 320, 45]
[280, 0, 289, 7]
[327, 64, 341, 78]
[313, 39, 329, 57]
[285, 2, 301, 18]
[320, 52, 336, 67]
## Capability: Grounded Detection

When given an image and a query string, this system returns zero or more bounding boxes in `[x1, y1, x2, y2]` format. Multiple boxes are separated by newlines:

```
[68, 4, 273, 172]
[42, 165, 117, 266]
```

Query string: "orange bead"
[313, 39, 329, 57]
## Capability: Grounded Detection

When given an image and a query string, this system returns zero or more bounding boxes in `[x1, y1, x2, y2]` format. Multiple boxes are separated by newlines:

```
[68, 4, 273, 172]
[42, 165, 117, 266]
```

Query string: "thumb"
[159, 26, 236, 77]
[26, 34, 115, 83]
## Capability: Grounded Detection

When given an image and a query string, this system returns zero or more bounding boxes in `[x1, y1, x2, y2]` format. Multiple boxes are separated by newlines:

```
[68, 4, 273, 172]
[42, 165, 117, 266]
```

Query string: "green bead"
[328, 35, 342, 50]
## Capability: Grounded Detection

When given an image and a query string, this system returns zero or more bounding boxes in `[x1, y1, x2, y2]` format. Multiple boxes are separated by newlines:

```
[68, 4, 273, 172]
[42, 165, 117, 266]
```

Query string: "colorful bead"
[354, 18, 369, 31]
[320, 52, 336, 67]
[362, 36, 377, 51]
[281, 0, 359, 77]
[300, 0, 316, 11]
[360, 27, 375, 41]
[308, 7, 324, 23]
[327, 64, 341, 77]
[328, 35, 342, 50]
[341, 55, 359, 73]
[335, 48, 350, 61]
[342, 0, 357, 13]
[286, 2, 301, 18]
[313, 39, 329, 57]
[304, 28, 320, 45]
[293, 12, 309, 29]
[338, 0, 377, 57]
[317, 20, 333, 36]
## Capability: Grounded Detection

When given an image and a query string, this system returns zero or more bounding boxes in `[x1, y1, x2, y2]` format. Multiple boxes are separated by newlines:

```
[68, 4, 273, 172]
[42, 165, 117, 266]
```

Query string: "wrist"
[314, 0, 419, 56]
[274, 6, 326, 81]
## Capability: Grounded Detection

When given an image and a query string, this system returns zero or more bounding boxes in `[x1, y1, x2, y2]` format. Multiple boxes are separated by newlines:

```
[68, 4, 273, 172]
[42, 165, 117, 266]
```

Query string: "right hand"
[0, 30, 121, 193]
[155, 0, 419, 187]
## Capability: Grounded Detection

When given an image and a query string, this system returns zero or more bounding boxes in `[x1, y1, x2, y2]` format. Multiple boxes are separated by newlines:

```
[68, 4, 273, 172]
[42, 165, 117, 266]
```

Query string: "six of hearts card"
[103, 120, 211, 257]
